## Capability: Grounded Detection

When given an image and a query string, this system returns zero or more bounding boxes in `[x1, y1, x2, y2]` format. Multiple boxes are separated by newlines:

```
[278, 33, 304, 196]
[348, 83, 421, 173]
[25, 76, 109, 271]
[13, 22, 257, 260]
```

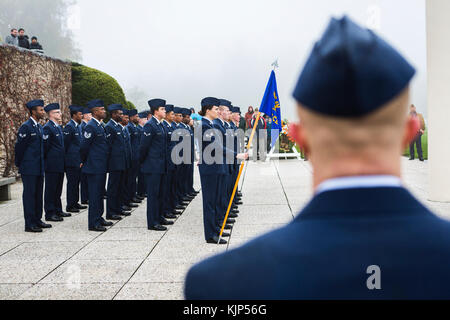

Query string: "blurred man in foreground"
[185, 16, 450, 299]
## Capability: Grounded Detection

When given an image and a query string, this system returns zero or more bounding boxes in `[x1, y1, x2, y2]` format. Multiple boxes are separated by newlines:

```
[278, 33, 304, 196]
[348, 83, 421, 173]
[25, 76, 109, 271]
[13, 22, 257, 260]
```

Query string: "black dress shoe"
[207, 236, 227, 244]
[101, 220, 114, 227]
[81, 201, 89, 205]
[121, 206, 132, 211]
[409, 158, 414, 161]
[165, 213, 177, 219]
[37, 221, 52, 229]
[132, 198, 142, 204]
[118, 211, 131, 217]
[76, 204, 88, 210]
[175, 205, 186, 210]
[25, 226, 43, 233]
[235, 201, 243, 205]
[231, 209, 239, 214]
[222, 224, 233, 230]
[232, 205, 238, 210]
[46, 215, 64, 222]
[66, 207, 80, 213]
[106, 215, 122, 221]
[148, 225, 167, 231]
[172, 209, 183, 215]
[221, 232, 230, 237]
[161, 219, 174, 226]
[89, 225, 107, 232]
[58, 212, 72, 218]
[226, 218, 236, 224]
[103, 195, 107, 200]
[136, 195, 145, 200]
[127, 203, 139, 208]
[229, 213, 238, 218]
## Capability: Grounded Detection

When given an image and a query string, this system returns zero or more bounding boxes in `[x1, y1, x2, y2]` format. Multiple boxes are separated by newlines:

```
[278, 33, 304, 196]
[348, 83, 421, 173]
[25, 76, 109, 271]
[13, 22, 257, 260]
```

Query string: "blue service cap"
[219, 99, 232, 108]
[44, 103, 60, 113]
[87, 99, 104, 110]
[107, 104, 123, 112]
[122, 108, 130, 116]
[181, 108, 191, 116]
[173, 107, 183, 114]
[128, 109, 138, 117]
[68, 105, 83, 113]
[293, 16, 416, 118]
[201, 97, 220, 107]
[82, 108, 91, 115]
[165, 104, 174, 113]
[26, 99, 44, 109]
[138, 111, 149, 119]
[232, 106, 241, 114]
[148, 99, 166, 109]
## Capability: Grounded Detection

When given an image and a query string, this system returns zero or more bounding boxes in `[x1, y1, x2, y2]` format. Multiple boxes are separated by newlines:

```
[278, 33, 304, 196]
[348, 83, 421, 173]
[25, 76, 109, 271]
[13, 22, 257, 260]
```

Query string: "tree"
[0, 0, 81, 60]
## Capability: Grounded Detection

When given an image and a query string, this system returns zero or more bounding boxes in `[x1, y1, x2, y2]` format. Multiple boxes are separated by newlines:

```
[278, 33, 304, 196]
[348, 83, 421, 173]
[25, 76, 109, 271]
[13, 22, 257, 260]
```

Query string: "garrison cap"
[219, 99, 232, 108]
[165, 104, 174, 113]
[201, 97, 220, 107]
[26, 99, 44, 109]
[138, 111, 149, 119]
[173, 107, 183, 114]
[82, 108, 91, 115]
[293, 15, 416, 118]
[107, 104, 123, 112]
[128, 109, 138, 117]
[44, 103, 60, 113]
[87, 99, 104, 110]
[148, 99, 166, 109]
[181, 108, 192, 116]
[68, 105, 83, 113]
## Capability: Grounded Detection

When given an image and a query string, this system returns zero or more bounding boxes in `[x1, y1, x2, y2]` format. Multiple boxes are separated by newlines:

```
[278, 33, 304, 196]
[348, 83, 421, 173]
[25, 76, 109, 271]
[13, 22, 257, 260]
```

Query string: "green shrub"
[72, 62, 127, 107]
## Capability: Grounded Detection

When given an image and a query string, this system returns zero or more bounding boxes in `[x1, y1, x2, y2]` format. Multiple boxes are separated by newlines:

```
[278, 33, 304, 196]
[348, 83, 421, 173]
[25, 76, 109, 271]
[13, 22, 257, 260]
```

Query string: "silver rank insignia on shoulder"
[64, 132, 69, 135]
[107, 134, 111, 138]
[144, 132, 151, 137]
[43, 135, 49, 140]
[19, 133, 27, 138]
[84, 132, 92, 139]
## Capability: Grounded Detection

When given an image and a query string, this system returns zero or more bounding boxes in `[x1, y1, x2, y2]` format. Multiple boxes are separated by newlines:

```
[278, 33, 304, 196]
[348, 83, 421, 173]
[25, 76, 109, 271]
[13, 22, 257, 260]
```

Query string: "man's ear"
[289, 122, 310, 155]
[402, 115, 420, 149]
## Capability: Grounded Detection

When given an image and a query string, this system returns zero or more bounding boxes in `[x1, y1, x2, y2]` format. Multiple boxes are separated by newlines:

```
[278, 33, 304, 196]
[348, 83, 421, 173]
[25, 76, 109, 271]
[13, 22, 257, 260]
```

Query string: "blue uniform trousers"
[107, 171, 125, 217]
[80, 173, 89, 202]
[44, 172, 64, 218]
[87, 173, 106, 228]
[127, 162, 139, 202]
[200, 174, 221, 240]
[162, 170, 176, 215]
[137, 171, 146, 197]
[146, 173, 165, 228]
[66, 167, 81, 209]
[121, 168, 131, 206]
[22, 175, 44, 228]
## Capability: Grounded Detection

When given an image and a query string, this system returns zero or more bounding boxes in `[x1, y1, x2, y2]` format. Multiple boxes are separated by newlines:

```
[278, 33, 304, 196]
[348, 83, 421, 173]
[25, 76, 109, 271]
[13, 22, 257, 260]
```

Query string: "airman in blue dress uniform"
[64, 105, 87, 213]
[136, 111, 149, 199]
[119, 109, 136, 211]
[140, 99, 173, 231]
[15, 99, 51, 232]
[80, 107, 92, 205]
[126, 109, 142, 206]
[185, 16, 450, 299]
[43, 103, 71, 222]
[104, 104, 128, 221]
[181, 108, 198, 199]
[80, 99, 112, 232]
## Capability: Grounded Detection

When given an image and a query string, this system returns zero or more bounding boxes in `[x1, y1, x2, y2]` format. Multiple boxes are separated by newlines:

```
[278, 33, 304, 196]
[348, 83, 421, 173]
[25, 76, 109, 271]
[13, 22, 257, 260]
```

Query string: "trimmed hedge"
[72, 62, 128, 108]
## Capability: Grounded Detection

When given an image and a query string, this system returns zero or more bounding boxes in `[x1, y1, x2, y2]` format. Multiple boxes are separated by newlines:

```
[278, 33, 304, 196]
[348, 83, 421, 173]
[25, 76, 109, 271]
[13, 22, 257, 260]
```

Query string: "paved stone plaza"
[0, 158, 449, 300]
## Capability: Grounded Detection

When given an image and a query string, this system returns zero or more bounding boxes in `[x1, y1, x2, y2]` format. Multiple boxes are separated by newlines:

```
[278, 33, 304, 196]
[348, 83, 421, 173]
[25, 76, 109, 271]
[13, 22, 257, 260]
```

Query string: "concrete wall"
[426, 0, 450, 202]
[0, 44, 72, 176]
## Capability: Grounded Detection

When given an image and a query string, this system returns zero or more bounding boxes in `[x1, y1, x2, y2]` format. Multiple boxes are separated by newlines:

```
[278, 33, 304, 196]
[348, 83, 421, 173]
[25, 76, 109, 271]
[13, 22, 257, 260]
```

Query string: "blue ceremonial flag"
[259, 70, 282, 147]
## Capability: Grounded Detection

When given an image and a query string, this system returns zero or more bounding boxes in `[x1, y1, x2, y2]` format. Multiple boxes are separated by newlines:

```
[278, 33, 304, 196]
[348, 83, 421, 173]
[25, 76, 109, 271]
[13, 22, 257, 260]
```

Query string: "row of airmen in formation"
[15, 98, 246, 244]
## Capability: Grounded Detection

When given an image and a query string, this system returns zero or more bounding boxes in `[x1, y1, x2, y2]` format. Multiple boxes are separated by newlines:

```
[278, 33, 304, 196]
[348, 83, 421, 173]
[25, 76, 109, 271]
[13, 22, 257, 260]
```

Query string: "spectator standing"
[18, 28, 30, 49]
[30, 36, 44, 53]
[251, 108, 267, 161]
[5, 28, 19, 46]
[409, 104, 426, 161]
[245, 106, 254, 129]
[190, 108, 202, 121]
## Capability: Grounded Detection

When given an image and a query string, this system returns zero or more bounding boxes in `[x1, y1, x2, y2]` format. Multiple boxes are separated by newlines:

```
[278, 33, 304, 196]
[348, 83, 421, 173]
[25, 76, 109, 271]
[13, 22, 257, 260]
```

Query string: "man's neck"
[31, 115, 39, 123]
[49, 118, 59, 125]
[71, 118, 80, 125]
[311, 153, 402, 191]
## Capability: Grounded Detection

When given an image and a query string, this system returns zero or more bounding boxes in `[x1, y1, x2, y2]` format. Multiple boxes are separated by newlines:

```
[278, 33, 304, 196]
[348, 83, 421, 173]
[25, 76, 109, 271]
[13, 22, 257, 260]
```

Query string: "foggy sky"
[71, 0, 426, 120]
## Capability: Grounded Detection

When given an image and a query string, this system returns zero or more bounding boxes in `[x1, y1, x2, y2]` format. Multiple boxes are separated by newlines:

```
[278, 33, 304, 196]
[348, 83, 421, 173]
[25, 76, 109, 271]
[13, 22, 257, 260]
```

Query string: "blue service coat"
[15, 118, 44, 176]
[185, 187, 450, 299]
[43, 120, 65, 173]
[139, 117, 167, 174]
[80, 119, 109, 174]
[127, 122, 140, 164]
[105, 120, 127, 172]
[162, 120, 177, 171]
[63, 119, 82, 168]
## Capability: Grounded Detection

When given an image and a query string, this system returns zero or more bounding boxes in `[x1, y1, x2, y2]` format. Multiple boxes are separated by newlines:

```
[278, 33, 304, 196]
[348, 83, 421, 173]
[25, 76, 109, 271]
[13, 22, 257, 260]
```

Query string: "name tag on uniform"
[31, 133, 37, 136]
